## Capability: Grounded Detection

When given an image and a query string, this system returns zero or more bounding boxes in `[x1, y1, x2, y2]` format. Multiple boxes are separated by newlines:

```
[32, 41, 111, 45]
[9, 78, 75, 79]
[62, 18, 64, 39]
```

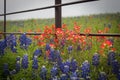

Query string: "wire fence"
[0, 0, 120, 37]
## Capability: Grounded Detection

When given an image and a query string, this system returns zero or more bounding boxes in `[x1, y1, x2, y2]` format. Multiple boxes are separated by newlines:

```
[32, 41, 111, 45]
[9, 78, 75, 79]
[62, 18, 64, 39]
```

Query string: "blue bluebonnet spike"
[70, 71, 78, 80]
[33, 48, 42, 58]
[68, 46, 73, 54]
[19, 33, 32, 49]
[3, 63, 10, 76]
[107, 51, 115, 65]
[59, 62, 64, 73]
[21, 54, 29, 69]
[11, 45, 17, 53]
[40, 65, 47, 80]
[51, 65, 58, 78]
[16, 56, 20, 61]
[81, 60, 90, 79]
[56, 50, 60, 58]
[6, 34, 17, 53]
[10, 34, 17, 53]
[49, 48, 55, 62]
[71, 59, 78, 72]
[60, 74, 68, 80]
[63, 65, 70, 77]
[117, 70, 120, 80]
[98, 72, 107, 80]
[32, 57, 38, 69]
[112, 60, 119, 74]
[15, 61, 20, 72]
[0, 40, 7, 56]
[45, 43, 51, 51]
[92, 53, 100, 66]
[65, 59, 71, 67]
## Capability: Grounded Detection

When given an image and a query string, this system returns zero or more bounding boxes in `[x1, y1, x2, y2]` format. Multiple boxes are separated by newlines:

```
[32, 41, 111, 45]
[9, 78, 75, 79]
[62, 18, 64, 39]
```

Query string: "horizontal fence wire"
[0, 32, 120, 37]
[0, 0, 98, 16]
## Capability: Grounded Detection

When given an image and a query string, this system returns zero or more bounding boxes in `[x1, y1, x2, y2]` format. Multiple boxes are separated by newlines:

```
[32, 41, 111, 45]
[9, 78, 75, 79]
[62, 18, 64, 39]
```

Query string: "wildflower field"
[0, 13, 120, 80]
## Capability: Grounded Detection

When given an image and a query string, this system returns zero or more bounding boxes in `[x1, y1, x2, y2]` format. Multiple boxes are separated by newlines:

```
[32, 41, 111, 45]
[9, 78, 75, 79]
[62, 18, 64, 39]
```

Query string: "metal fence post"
[55, 0, 62, 28]
[4, 0, 6, 39]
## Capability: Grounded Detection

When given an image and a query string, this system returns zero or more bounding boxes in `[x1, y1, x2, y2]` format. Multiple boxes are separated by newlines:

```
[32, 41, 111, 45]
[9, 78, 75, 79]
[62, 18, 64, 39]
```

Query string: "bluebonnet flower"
[59, 62, 64, 73]
[81, 60, 90, 79]
[19, 33, 32, 49]
[107, 51, 115, 65]
[71, 59, 78, 72]
[5, 34, 17, 53]
[45, 43, 51, 51]
[117, 70, 120, 80]
[60, 74, 68, 80]
[98, 72, 107, 80]
[15, 61, 20, 72]
[63, 65, 70, 78]
[33, 48, 42, 58]
[3, 63, 10, 76]
[68, 46, 73, 54]
[9, 34, 17, 53]
[0, 40, 7, 56]
[111, 60, 119, 74]
[49, 48, 56, 62]
[40, 65, 47, 80]
[56, 50, 60, 59]
[32, 56, 38, 69]
[65, 59, 71, 67]
[70, 71, 78, 80]
[63, 65, 70, 74]
[92, 53, 100, 66]
[21, 54, 29, 69]
[51, 65, 58, 78]
[16, 56, 20, 62]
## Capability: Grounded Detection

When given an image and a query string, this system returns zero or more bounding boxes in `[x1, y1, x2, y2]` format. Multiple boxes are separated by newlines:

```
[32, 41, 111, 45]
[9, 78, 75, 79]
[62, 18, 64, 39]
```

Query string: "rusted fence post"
[55, 0, 62, 28]
[4, 0, 6, 39]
